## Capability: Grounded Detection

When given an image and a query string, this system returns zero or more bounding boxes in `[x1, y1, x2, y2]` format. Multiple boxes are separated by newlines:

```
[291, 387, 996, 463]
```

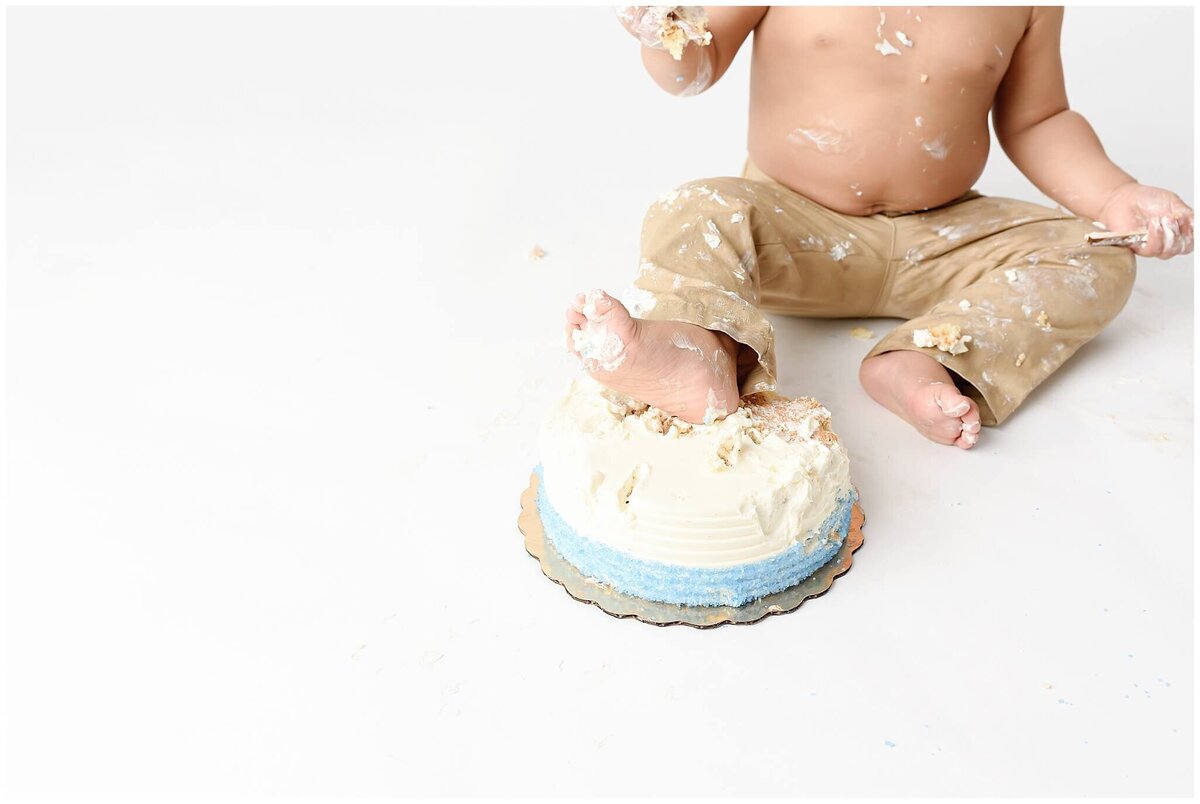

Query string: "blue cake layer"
[534, 465, 858, 608]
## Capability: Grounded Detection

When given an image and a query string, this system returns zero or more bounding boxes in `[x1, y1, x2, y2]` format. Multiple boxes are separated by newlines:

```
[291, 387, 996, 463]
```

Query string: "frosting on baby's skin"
[619, 285, 657, 317]
[572, 289, 626, 371]
[669, 331, 704, 358]
[875, 39, 902, 56]
[538, 375, 853, 568]
[873, 8, 903, 55]
[703, 387, 727, 425]
[572, 326, 625, 371]
[936, 396, 971, 417]
[922, 135, 950, 160]
[580, 288, 607, 319]
[787, 124, 850, 154]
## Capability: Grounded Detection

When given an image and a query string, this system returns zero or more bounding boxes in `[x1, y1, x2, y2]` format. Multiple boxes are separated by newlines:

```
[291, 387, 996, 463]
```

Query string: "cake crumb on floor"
[529, 244, 546, 260]
[849, 326, 875, 340]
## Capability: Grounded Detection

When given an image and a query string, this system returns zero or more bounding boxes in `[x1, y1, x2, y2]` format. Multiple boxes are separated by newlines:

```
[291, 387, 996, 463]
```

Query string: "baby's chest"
[758, 6, 1030, 81]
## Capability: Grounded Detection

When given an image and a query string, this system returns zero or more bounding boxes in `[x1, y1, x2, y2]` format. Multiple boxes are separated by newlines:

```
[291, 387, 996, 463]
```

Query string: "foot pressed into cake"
[564, 288, 739, 425]
[859, 350, 982, 449]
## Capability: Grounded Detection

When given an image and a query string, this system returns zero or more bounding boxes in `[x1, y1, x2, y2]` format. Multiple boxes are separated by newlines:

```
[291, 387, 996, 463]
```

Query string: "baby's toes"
[927, 415, 965, 445]
[580, 288, 618, 320]
[954, 400, 982, 450]
[582, 289, 640, 346]
[565, 306, 586, 328]
[934, 390, 971, 418]
[923, 388, 967, 442]
[565, 324, 580, 356]
[564, 306, 585, 356]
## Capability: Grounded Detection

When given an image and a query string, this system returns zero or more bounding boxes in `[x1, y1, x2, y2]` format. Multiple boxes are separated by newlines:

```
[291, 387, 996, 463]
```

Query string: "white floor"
[5, 7, 1194, 798]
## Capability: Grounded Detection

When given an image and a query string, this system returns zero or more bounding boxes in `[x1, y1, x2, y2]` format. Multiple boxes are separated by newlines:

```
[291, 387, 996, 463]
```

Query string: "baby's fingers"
[1158, 214, 1192, 258]
[1132, 216, 1164, 258]
[615, 5, 668, 48]
[1158, 215, 1181, 257]
[1172, 208, 1194, 256]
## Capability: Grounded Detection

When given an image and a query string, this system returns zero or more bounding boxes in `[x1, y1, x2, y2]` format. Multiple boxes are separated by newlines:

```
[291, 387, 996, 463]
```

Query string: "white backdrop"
[5, 6, 1194, 798]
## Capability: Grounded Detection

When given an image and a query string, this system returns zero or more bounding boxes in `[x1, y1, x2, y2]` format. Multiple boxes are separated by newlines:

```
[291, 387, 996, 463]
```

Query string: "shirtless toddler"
[565, 6, 1194, 449]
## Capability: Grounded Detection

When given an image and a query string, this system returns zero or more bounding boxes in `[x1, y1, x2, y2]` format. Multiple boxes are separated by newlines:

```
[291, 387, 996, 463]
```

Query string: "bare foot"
[858, 350, 982, 449]
[564, 288, 740, 425]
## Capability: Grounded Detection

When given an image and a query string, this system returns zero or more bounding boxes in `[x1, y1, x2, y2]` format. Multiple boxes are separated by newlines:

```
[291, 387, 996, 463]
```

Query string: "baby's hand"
[1097, 182, 1194, 259]
[615, 6, 711, 60]
[615, 6, 675, 49]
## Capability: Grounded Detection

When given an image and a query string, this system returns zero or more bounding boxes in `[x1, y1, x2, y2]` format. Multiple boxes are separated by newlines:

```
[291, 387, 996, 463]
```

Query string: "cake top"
[594, 381, 839, 468]
[740, 392, 840, 448]
[538, 375, 854, 567]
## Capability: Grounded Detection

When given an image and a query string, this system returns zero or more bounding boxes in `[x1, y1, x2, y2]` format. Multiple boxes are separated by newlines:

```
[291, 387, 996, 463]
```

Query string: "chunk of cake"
[534, 375, 858, 608]
[657, 6, 713, 60]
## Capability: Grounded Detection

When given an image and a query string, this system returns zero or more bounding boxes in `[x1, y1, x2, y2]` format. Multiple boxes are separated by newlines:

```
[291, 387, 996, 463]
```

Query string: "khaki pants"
[632, 159, 1137, 425]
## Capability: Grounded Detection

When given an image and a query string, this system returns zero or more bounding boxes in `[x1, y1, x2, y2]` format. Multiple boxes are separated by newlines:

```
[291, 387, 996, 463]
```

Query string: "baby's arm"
[616, 6, 767, 96]
[992, 7, 1193, 258]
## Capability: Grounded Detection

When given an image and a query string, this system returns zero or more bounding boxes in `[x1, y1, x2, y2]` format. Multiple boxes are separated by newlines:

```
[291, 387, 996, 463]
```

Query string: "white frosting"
[875, 38, 902, 56]
[921, 135, 949, 160]
[702, 387, 727, 425]
[572, 289, 626, 371]
[538, 375, 853, 569]
[571, 325, 625, 371]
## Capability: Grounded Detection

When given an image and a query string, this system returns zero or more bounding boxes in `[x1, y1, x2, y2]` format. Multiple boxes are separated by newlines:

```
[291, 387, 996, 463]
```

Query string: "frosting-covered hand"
[614, 6, 712, 60]
[615, 6, 676, 49]
[1097, 182, 1194, 259]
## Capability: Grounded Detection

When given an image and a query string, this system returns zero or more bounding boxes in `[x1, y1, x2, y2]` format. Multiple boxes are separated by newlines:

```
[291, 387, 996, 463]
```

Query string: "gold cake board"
[519, 472, 865, 629]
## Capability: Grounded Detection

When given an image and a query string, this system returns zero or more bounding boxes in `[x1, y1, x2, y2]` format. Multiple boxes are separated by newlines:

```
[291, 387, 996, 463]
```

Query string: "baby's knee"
[1088, 248, 1138, 320]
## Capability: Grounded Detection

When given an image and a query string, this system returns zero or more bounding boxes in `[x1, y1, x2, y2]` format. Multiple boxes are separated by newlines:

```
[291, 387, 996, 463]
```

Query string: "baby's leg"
[566, 178, 776, 424]
[863, 198, 1137, 434]
[859, 350, 983, 449]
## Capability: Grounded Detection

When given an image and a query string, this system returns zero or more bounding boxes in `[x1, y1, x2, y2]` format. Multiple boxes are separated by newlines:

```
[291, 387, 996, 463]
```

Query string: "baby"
[565, 6, 1194, 449]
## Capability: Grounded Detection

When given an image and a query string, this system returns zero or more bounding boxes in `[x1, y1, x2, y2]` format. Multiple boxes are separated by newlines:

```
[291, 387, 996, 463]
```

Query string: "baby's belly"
[747, 105, 993, 216]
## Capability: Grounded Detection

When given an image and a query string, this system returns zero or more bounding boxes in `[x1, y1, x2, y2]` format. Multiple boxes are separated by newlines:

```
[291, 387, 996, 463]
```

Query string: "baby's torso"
[747, 6, 1031, 214]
